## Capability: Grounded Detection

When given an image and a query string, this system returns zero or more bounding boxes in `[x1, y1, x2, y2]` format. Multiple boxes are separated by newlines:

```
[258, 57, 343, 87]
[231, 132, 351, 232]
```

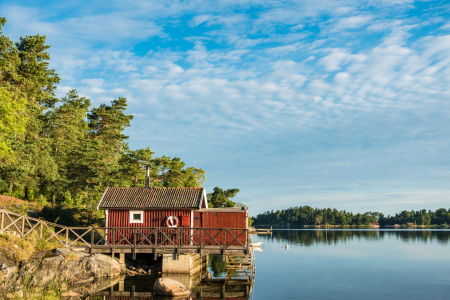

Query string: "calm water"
[253, 229, 450, 300]
[92, 229, 450, 299]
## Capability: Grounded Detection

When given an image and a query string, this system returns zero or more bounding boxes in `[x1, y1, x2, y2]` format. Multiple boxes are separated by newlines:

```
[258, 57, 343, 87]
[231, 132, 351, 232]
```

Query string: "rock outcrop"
[153, 278, 191, 297]
[17, 248, 123, 287]
[0, 251, 17, 284]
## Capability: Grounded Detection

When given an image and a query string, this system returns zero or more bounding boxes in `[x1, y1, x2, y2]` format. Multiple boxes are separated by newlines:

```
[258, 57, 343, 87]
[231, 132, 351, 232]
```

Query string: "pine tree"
[0, 18, 60, 198]
[43, 90, 91, 203]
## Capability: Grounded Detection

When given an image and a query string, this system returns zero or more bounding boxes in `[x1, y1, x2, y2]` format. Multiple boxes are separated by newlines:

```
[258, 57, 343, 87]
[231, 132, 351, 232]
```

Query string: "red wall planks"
[193, 210, 248, 246]
[107, 209, 192, 245]
[108, 209, 192, 228]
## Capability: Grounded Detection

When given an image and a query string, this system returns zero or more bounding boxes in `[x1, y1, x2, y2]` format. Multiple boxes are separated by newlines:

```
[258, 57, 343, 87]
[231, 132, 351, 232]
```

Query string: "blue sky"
[2, 0, 449, 216]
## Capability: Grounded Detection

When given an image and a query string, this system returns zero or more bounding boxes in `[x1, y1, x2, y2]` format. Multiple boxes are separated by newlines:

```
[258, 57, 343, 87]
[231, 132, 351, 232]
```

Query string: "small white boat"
[285, 244, 289, 250]
[250, 241, 263, 247]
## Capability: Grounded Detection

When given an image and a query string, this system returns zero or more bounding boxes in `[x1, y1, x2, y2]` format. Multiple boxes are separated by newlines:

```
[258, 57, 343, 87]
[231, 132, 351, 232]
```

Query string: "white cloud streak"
[1, 0, 449, 214]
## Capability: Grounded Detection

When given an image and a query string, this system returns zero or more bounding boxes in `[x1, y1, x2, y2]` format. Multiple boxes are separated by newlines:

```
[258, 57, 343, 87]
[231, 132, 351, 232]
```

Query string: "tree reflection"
[257, 230, 450, 246]
[209, 254, 227, 277]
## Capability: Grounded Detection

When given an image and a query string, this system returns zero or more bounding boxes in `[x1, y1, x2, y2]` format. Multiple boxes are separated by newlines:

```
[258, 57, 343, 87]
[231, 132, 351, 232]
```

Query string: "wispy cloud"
[1, 0, 449, 214]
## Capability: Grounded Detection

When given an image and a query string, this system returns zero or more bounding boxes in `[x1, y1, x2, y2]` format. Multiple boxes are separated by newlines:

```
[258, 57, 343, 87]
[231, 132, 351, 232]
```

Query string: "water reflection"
[84, 273, 252, 299]
[83, 255, 253, 300]
[258, 229, 450, 246]
[76, 230, 450, 300]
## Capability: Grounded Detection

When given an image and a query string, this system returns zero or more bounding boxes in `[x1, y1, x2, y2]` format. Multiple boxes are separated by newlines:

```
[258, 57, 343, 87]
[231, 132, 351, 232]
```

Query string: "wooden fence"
[0, 209, 249, 256]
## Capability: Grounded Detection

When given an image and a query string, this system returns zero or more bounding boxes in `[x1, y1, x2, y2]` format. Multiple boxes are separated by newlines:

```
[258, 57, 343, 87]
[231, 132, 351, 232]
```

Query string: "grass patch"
[1, 273, 64, 300]
[0, 195, 27, 207]
[65, 253, 79, 261]
[0, 232, 60, 264]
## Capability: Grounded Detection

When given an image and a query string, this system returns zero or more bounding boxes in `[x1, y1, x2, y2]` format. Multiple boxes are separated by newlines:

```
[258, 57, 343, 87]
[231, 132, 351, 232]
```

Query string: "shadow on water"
[257, 229, 450, 246]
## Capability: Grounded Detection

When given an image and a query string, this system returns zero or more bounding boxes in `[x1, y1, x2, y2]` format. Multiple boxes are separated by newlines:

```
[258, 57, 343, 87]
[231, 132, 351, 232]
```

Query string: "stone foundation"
[162, 253, 206, 274]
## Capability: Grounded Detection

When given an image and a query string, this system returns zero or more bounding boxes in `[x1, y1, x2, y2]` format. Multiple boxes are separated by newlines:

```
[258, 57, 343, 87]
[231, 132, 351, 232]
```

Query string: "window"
[129, 210, 144, 224]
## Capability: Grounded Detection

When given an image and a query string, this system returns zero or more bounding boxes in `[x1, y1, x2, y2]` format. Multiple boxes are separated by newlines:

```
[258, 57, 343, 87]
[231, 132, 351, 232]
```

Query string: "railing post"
[66, 228, 69, 247]
[133, 228, 136, 257]
[222, 229, 226, 261]
[1, 210, 4, 232]
[40, 222, 43, 238]
[91, 228, 95, 252]
[21, 216, 25, 237]
[112, 228, 116, 260]
[223, 229, 226, 248]
[200, 228, 203, 250]
[154, 228, 159, 260]
[246, 229, 249, 252]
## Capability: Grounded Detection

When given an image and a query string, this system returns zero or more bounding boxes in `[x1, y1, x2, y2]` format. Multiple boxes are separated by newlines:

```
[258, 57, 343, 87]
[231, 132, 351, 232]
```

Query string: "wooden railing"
[0, 209, 249, 255]
[0, 208, 70, 246]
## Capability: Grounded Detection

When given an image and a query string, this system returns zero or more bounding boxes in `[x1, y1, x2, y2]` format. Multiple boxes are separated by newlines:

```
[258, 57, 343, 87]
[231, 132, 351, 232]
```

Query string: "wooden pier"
[0, 209, 250, 257]
[250, 227, 272, 235]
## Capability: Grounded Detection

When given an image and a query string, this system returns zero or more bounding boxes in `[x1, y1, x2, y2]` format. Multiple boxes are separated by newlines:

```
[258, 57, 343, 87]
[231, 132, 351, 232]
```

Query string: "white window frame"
[129, 210, 144, 224]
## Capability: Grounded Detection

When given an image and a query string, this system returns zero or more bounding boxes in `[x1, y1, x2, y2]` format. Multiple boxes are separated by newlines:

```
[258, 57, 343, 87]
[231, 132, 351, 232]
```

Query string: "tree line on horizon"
[0, 18, 242, 224]
[253, 206, 450, 227]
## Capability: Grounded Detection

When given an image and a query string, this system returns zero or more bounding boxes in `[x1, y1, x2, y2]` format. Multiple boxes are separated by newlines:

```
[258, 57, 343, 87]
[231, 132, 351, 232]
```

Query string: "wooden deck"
[250, 227, 272, 234]
[0, 209, 249, 256]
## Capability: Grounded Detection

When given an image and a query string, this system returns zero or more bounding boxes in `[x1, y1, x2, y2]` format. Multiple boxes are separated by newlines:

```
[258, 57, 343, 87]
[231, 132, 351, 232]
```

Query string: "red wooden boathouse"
[96, 185, 248, 247]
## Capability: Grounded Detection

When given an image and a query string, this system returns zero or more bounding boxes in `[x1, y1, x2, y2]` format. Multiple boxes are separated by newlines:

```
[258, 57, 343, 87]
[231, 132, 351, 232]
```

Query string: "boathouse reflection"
[86, 253, 253, 300]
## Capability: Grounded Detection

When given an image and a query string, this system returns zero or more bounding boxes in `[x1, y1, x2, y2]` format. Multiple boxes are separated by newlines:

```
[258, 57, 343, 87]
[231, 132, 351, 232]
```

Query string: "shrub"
[36, 195, 47, 206]
[63, 191, 73, 206]
[35, 238, 50, 251]
[16, 203, 29, 215]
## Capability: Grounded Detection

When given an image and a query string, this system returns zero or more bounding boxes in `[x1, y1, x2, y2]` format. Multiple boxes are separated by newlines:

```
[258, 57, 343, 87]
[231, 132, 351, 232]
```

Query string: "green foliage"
[254, 207, 450, 227]
[0, 88, 28, 163]
[381, 208, 450, 226]
[36, 194, 47, 206]
[208, 187, 239, 208]
[121, 147, 155, 187]
[0, 18, 59, 198]
[40, 205, 104, 227]
[16, 203, 29, 215]
[63, 191, 73, 206]
[35, 237, 52, 251]
[150, 156, 206, 188]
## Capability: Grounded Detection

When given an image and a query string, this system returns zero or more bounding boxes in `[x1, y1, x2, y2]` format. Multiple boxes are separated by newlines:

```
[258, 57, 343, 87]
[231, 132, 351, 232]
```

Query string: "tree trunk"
[51, 183, 56, 206]
[8, 180, 13, 194]
[24, 187, 29, 200]
[134, 166, 139, 187]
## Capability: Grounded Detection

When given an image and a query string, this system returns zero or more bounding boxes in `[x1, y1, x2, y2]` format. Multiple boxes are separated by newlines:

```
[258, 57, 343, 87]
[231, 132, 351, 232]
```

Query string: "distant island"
[252, 206, 450, 228]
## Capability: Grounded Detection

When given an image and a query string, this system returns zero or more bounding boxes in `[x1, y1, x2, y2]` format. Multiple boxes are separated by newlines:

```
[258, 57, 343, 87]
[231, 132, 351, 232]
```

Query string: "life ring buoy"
[165, 216, 179, 228]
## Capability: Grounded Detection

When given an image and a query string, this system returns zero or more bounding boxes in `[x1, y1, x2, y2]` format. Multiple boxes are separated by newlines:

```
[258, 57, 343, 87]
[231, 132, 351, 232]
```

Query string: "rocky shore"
[0, 247, 123, 298]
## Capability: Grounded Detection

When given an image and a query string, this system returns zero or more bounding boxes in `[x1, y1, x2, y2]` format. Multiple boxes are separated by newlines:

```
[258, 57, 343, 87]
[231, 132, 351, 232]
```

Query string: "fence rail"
[0, 209, 249, 256]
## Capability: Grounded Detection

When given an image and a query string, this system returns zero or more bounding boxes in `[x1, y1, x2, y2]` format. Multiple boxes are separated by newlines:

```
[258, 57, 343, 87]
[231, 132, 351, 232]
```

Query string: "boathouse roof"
[97, 187, 208, 210]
